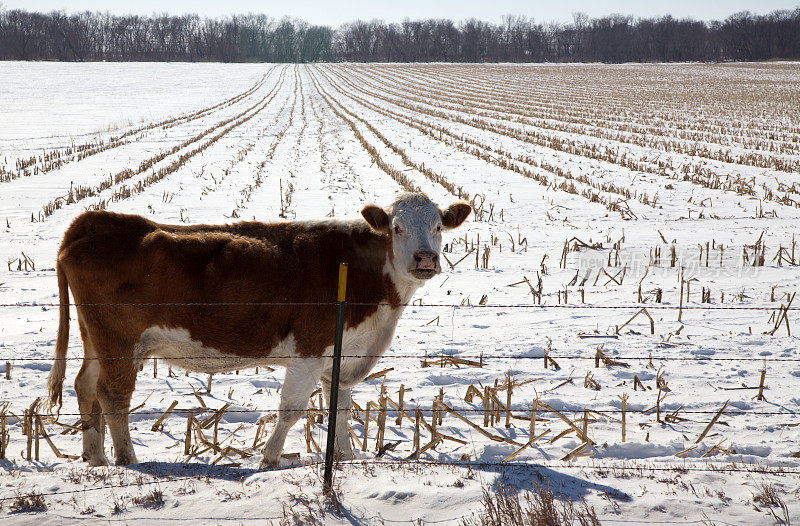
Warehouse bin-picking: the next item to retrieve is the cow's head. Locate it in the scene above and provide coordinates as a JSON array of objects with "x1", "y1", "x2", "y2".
[{"x1": 362, "y1": 193, "x2": 471, "y2": 281}]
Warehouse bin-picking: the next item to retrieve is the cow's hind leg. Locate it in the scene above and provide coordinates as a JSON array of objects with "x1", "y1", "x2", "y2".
[
  {"x1": 95, "y1": 343, "x2": 139, "y2": 466},
  {"x1": 261, "y1": 358, "x2": 324, "y2": 467},
  {"x1": 75, "y1": 355, "x2": 107, "y2": 466}
]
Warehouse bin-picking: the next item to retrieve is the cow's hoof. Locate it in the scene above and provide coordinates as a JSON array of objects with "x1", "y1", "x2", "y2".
[
  {"x1": 114, "y1": 451, "x2": 138, "y2": 466},
  {"x1": 83, "y1": 454, "x2": 109, "y2": 467},
  {"x1": 260, "y1": 456, "x2": 280, "y2": 469}
]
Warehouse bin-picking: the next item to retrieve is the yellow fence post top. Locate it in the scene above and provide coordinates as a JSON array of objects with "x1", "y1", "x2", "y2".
[{"x1": 337, "y1": 263, "x2": 348, "y2": 302}]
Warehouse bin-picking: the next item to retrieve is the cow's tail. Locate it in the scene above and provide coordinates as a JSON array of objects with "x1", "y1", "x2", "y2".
[{"x1": 46, "y1": 261, "x2": 70, "y2": 414}]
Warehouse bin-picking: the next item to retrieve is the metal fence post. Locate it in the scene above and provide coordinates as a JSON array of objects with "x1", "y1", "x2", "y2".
[{"x1": 323, "y1": 262, "x2": 348, "y2": 493}]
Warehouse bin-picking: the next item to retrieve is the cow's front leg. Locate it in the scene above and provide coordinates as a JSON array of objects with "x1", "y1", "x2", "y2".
[
  {"x1": 261, "y1": 357, "x2": 323, "y2": 468},
  {"x1": 321, "y1": 380, "x2": 354, "y2": 461}
]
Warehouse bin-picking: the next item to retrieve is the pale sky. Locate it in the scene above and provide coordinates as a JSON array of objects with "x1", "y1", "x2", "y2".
[{"x1": 2, "y1": 0, "x2": 798, "y2": 26}]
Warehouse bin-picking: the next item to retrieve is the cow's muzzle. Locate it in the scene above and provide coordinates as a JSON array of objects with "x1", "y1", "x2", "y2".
[{"x1": 411, "y1": 251, "x2": 439, "y2": 280}]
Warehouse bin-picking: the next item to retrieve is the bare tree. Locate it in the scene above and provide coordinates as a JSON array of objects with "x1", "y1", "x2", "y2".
[{"x1": 0, "y1": 7, "x2": 797, "y2": 63}]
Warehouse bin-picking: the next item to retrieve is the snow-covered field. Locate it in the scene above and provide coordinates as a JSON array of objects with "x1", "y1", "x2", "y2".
[{"x1": 1, "y1": 62, "x2": 799, "y2": 524}]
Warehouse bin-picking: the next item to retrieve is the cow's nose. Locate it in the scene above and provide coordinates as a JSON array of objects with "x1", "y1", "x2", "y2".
[{"x1": 414, "y1": 251, "x2": 439, "y2": 270}]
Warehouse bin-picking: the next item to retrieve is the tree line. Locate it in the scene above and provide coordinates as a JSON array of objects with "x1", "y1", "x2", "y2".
[{"x1": 1, "y1": 8, "x2": 798, "y2": 63}]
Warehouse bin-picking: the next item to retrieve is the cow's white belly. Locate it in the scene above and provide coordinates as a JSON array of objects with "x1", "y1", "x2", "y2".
[
  {"x1": 133, "y1": 304, "x2": 403, "y2": 381},
  {"x1": 133, "y1": 326, "x2": 296, "y2": 374}
]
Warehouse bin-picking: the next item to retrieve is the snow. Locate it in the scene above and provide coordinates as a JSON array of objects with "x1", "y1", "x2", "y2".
[{"x1": 0, "y1": 61, "x2": 799, "y2": 524}]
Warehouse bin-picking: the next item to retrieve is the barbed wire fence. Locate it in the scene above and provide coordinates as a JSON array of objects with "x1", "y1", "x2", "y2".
[{"x1": 0, "y1": 299, "x2": 797, "y2": 515}]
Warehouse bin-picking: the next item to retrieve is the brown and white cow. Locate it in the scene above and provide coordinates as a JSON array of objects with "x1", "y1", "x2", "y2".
[{"x1": 47, "y1": 193, "x2": 470, "y2": 467}]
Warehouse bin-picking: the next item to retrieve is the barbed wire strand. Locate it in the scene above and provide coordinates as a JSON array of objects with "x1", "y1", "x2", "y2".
[
  {"x1": 1, "y1": 301, "x2": 797, "y2": 310},
  {"x1": 6, "y1": 407, "x2": 798, "y2": 417},
  {"x1": 4, "y1": 354, "x2": 798, "y2": 362}
]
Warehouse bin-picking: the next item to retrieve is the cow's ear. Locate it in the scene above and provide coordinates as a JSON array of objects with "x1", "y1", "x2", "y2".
[
  {"x1": 361, "y1": 205, "x2": 390, "y2": 232},
  {"x1": 441, "y1": 202, "x2": 471, "y2": 230}
]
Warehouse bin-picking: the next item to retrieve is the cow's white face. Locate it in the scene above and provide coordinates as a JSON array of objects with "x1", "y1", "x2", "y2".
[{"x1": 362, "y1": 193, "x2": 471, "y2": 282}]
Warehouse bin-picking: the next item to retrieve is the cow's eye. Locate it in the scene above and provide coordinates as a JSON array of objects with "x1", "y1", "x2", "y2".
[
  {"x1": 436, "y1": 225, "x2": 442, "y2": 232},
  {"x1": 394, "y1": 225, "x2": 402, "y2": 235}
]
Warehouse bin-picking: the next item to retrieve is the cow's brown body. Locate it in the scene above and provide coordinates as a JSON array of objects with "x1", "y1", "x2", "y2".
[
  {"x1": 58, "y1": 211, "x2": 400, "y2": 362},
  {"x1": 47, "y1": 193, "x2": 470, "y2": 467}
]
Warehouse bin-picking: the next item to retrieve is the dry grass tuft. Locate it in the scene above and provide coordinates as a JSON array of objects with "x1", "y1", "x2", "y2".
[
  {"x1": 132, "y1": 488, "x2": 165, "y2": 509},
  {"x1": 462, "y1": 483, "x2": 600, "y2": 526},
  {"x1": 10, "y1": 490, "x2": 47, "y2": 513},
  {"x1": 752, "y1": 482, "x2": 783, "y2": 508},
  {"x1": 752, "y1": 483, "x2": 791, "y2": 525}
]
